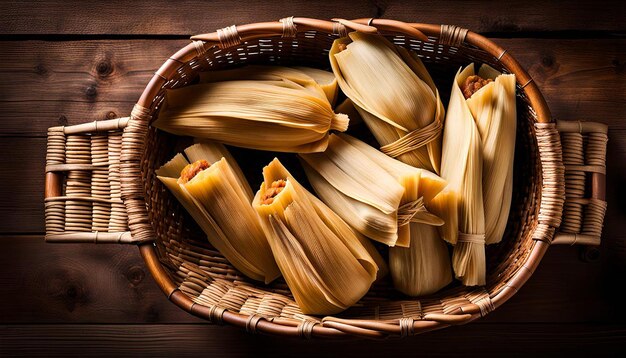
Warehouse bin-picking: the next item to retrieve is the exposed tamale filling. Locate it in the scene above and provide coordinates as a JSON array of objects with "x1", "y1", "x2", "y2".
[
  {"x1": 461, "y1": 75, "x2": 493, "y2": 99},
  {"x1": 178, "y1": 160, "x2": 210, "y2": 184},
  {"x1": 261, "y1": 179, "x2": 287, "y2": 205}
]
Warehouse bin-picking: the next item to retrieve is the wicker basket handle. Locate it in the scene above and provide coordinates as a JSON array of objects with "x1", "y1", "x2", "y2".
[
  {"x1": 552, "y1": 120, "x2": 608, "y2": 248},
  {"x1": 44, "y1": 117, "x2": 136, "y2": 244}
]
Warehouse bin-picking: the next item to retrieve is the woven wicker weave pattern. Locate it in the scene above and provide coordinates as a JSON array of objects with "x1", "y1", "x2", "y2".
[
  {"x1": 43, "y1": 18, "x2": 608, "y2": 339},
  {"x1": 552, "y1": 121, "x2": 608, "y2": 245},
  {"x1": 45, "y1": 118, "x2": 131, "y2": 243}
]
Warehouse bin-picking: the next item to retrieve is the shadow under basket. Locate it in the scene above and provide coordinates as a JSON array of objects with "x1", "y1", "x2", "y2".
[{"x1": 44, "y1": 18, "x2": 608, "y2": 339}]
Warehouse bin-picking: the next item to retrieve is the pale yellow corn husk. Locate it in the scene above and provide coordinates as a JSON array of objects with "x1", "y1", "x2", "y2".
[
  {"x1": 301, "y1": 134, "x2": 445, "y2": 247},
  {"x1": 442, "y1": 65, "x2": 486, "y2": 286},
  {"x1": 154, "y1": 73, "x2": 348, "y2": 153},
  {"x1": 308, "y1": 193, "x2": 389, "y2": 281},
  {"x1": 253, "y1": 158, "x2": 382, "y2": 315},
  {"x1": 156, "y1": 143, "x2": 280, "y2": 284},
  {"x1": 465, "y1": 66, "x2": 517, "y2": 245},
  {"x1": 199, "y1": 65, "x2": 338, "y2": 105},
  {"x1": 426, "y1": 187, "x2": 459, "y2": 245},
  {"x1": 330, "y1": 32, "x2": 445, "y2": 173},
  {"x1": 389, "y1": 223, "x2": 452, "y2": 296},
  {"x1": 293, "y1": 67, "x2": 338, "y2": 105},
  {"x1": 338, "y1": 134, "x2": 447, "y2": 205}
]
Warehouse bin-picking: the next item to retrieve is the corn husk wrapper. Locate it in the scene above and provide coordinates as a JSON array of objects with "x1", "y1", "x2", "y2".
[
  {"x1": 330, "y1": 32, "x2": 445, "y2": 173},
  {"x1": 293, "y1": 67, "x2": 338, "y2": 105},
  {"x1": 156, "y1": 142, "x2": 280, "y2": 284},
  {"x1": 425, "y1": 187, "x2": 459, "y2": 245},
  {"x1": 389, "y1": 223, "x2": 452, "y2": 296},
  {"x1": 442, "y1": 65, "x2": 486, "y2": 286},
  {"x1": 301, "y1": 134, "x2": 445, "y2": 247},
  {"x1": 199, "y1": 65, "x2": 338, "y2": 105},
  {"x1": 466, "y1": 66, "x2": 517, "y2": 245},
  {"x1": 154, "y1": 69, "x2": 348, "y2": 153},
  {"x1": 253, "y1": 158, "x2": 385, "y2": 315}
]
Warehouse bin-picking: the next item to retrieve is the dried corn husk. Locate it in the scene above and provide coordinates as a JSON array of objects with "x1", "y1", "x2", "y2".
[
  {"x1": 338, "y1": 133, "x2": 447, "y2": 204},
  {"x1": 301, "y1": 134, "x2": 445, "y2": 247},
  {"x1": 330, "y1": 32, "x2": 445, "y2": 173},
  {"x1": 293, "y1": 66, "x2": 338, "y2": 105},
  {"x1": 253, "y1": 158, "x2": 384, "y2": 315},
  {"x1": 426, "y1": 187, "x2": 459, "y2": 245},
  {"x1": 199, "y1": 65, "x2": 338, "y2": 105},
  {"x1": 154, "y1": 70, "x2": 348, "y2": 153},
  {"x1": 465, "y1": 65, "x2": 516, "y2": 245},
  {"x1": 442, "y1": 65, "x2": 486, "y2": 286},
  {"x1": 389, "y1": 223, "x2": 452, "y2": 296},
  {"x1": 156, "y1": 142, "x2": 280, "y2": 284}
]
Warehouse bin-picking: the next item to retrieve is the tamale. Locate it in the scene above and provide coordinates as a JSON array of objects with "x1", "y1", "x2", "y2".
[
  {"x1": 154, "y1": 69, "x2": 348, "y2": 153},
  {"x1": 441, "y1": 65, "x2": 486, "y2": 286},
  {"x1": 389, "y1": 223, "x2": 452, "y2": 296},
  {"x1": 464, "y1": 65, "x2": 516, "y2": 245},
  {"x1": 156, "y1": 142, "x2": 280, "y2": 284},
  {"x1": 301, "y1": 134, "x2": 445, "y2": 247},
  {"x1": 253, "y1": 158, "x2": 384, "y2": 315},
  {"x1": 330, "y1": 32, "x2": 445, "y2": 173}
]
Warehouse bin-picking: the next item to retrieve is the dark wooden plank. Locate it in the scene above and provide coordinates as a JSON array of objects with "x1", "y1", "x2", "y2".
[
  {"x1": 0, "y1": 40, "x2": 186, "y2": 103},
  {"x1": 1, "y1": 235, "x2": 623, "y2": 324},
  {"x1": 0, "y1": 0, "x2": 624, "y2": 35},
  {"x1": 497, "y1": 39, "x2": 626, "y2": 125},
  {"x1": 0, "y1": 138, "x2": 46, "y2": 233},
  {"x1": 1, "y1": 323, "x2": 625, "y2": 357},
  {"x1": 0, "y1": 235, "x2": 201, "y2": 324},
  {"x1": 0, "y1": 40, "x2": 187, "y2": 137},
  {"x1": 0, "y1": 39, "x2": 624, "y2": 137}
]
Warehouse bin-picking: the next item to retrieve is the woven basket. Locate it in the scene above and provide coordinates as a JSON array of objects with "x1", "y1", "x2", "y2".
[{"x1": 44, "y1": 18, "x2": 608, "y2": 339}]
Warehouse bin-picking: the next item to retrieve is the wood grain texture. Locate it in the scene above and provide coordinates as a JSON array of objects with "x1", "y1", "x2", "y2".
[
  {"x1": 0, "y1": 39, "x2": 624, "y2": 137},
  {"x1": 0, "y1": 235, "x2": 200, "y2": 324},
  {"x1": 0, "y1": 1, "x2": 623, "y2": 352},
  {"x1": 0, "y1": 0, "x2": 624, "y2": 35},
  {"x1": 0, "y1": 235, "x2": 623, "y2": 324},
  {"x1": 1, "y1": 324, "x2": 625, "y2": 357},
  {"x1": 0, "y1": 138, "x2": 46, "y2": 233}
]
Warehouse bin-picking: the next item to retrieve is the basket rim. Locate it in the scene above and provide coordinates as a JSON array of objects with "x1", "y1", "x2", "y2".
[{"x1": 129, "y1": 17, "x2": 557, "y2": 339}]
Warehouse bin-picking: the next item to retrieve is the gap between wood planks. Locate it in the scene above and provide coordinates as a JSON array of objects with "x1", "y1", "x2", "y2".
[
  {"x1": 1, "y1": 323, "x2": 625, "y2": 357},
  {"x1": 0, "y1": 30, "x2": 624, "y2": 41},
  {"x1": 1, "y1": 0, "x2": 625, "y2": 35}
]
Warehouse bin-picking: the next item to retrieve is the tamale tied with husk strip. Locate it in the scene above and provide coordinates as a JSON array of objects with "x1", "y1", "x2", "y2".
[
  {"x1": 441, "y1": 65, "x2": 487, "y2": 286},
  {"x1": 464, "y1": 65, "x2": 517, "y2": 245},
  {"x1": 301, "y1": 133, "x2": 450, "y2": 296},
  {"x1": 301, "y1": 133, "x2": 445, "y2": 247},
  {"x1": 330, "y1": 32, "x2": 445, "y2": 173},
  {"x1": 156, "y1": 142, "x2": 280, "y2": 284},
  {"x1": 253, "y1": 158, "x2": 386, "y2": 315},
  {"x1": 154, "y1": 66, "x2": 347, "y2": 153}
]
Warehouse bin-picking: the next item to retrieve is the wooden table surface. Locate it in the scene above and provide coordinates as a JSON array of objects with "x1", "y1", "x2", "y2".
[{"x1": 1, "y1": 1, "x2": 625, "y2": 356}]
